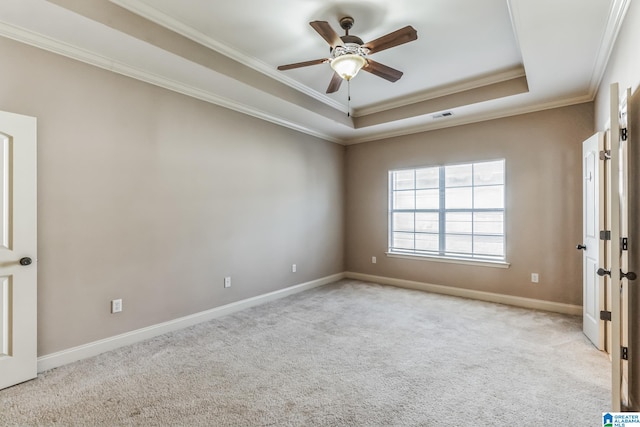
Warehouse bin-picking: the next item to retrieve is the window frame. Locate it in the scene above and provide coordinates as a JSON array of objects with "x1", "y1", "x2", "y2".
[{"x1": 387, "y1": 159, "x2": 509, "y2": 268}]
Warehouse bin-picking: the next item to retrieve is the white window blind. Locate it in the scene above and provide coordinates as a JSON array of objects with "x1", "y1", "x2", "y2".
[{"x1": 389, "y1": 159, "x2": 505, "y2": 261}]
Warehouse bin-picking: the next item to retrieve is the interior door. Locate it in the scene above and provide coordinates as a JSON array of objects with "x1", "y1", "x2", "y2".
[
  {"x1": 581, "y1": 132, "x2": 605, "y2": 350},
  {"x1": 0, "y1": 110, "x2": 37, "y2": 390},
  {"x1": 608, "y1": 82, "x2": 631, "y2": 412},
  {"x1": 618, "y1": 86, "x2": 631, "y2": 409}
]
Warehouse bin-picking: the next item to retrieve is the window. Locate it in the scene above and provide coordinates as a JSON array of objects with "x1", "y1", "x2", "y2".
[{"x1": 388, "y1": 159, "x2": 505, "y2": 262}]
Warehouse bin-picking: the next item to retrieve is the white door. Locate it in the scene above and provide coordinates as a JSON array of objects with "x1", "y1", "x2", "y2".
[
  {"x1": 607, "y1": 82, "x2": 634, "y2": 411},
  {"x1": 0, "y1": 111, "x2": 37, "y2": 390},
  {"x1": 581, "y1": 132, "x2": 605, "y2": 350},
  {"x1": 619, "y1": 87, "x2": 631, "y2": 409}
]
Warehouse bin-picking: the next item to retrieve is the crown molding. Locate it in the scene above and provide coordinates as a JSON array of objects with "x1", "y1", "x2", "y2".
[
  {"x1": 110, "y1": 0, "x2": 345, "y2": 113},
  {"x1": 0, "y1": 20, "x2": 343, "y2": 145},
  {"x1": 345, "y1": 94, "x2": 593, "y2": 145},
  {"x1": 587, "y1": 0, "x2": 631, "y2": 99},
  {"x1": 353, "y1": 66, "x2": 527, "y2": 117},
  {"x1": 353, "y1": 75, "x2": 529, "y2": 129},
  {"x1": 0, "y1": 16, "x2": 592, "y2": 147},
  {"x1": 2, "y1": 0, "x2": 629, "y2": 147}
]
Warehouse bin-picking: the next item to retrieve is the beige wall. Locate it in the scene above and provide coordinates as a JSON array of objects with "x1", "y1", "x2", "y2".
[
  {"x1": 345, "y1": 104, "x2": 594, "y2": 306},
  {"x1": 0, "y1": 2, "x2": 624, "y2": 362},
  {"x1": 0, "y1": 37, "x2": 344, "y2": 356},
  {"x1": 595, "y1": 0, "x2": 640, "y2": 410}
]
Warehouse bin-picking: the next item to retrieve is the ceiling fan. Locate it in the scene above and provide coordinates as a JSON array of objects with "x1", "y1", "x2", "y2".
[{"x1": 277, "y1": 17, "x2": 418, "y2": 94}]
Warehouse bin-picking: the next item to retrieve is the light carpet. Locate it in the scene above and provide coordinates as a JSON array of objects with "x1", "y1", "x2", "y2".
[{"x1": 0, "y1": 280, "x2": 610, "y2": 426}]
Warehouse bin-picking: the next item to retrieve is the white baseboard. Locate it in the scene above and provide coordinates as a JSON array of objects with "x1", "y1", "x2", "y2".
[
  {"x1": 38, "y1": 271, "x2": 581, "y2": 373},
  {"x1": 37, "y1": 272, "x2": 345, "y2": 373},
  {"x1": 345, "y1": 272, "x2": 582, "y2": 316}
]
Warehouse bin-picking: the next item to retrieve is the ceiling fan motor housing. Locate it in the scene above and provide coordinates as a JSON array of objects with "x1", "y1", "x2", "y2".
[
  {"x1": 339, "y1": 16, "x2": 354, "y2": 32},
  {"x1": 341, "y1": 34, "x2": 364, "y2": 45},
  {"x1": 331, "y1": 43, "x2": 369, "y2": 59}
]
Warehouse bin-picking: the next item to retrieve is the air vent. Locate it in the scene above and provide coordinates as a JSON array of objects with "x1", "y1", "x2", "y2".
[{"x1": 432, "y1": 111, "x2": 453, "y2": 119}]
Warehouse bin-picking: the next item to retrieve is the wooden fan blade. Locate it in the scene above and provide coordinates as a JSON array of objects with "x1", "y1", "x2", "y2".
[
  {"x1": 277, "y1": 58, "x2": 329, "y2": 71},
  {"x1": 326, "y1": 72, "x2": 343, "y2": 93},
  {"x1": 362, "y1": 59, "x2": 403, "y2": 82},
  {"x1": 363, "y1": 26, "x2": 417, "y2": 54},
  {"x1": 310, "y1": 21, "x2": 344, "y2": 48}
]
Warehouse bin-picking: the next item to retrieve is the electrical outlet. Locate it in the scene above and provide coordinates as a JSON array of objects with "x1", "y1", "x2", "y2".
[
  {"x1": 531, "y1": 273, "x2": 539, "y2": 283},
  {"x1": 224, "y1": 277, "x2": 231, "y2": 288},
  {"x1": 292, "y1": 264, "x2": 297, "y2": 273},
  {"x1": 111, "y1": 299, "x2": 122, "y2": 313},
  {"x1": 372, "y1": 256, "x2": 377, "y2": 264}
]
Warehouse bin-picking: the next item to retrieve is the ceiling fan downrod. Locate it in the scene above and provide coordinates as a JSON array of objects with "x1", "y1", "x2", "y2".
[
  {"x1": 337, "y1": 17, "x2": 364, "y2": 46},
  {"x1": 340, "y1": 16, "x2": 354, "y2": 35}
]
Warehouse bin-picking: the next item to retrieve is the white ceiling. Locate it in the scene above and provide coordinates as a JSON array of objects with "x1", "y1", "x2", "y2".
[
  {"x1": 0, "y1": 0, "x2": 630, "y2": 144},
  {"x1": 123, "y1": 0, "x2": 524, "y2": 110}
]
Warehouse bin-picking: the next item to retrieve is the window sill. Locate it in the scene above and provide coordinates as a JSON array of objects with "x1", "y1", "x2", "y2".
[{"x1": 385, "y1": 252, "x2": 510, "y2": 269}]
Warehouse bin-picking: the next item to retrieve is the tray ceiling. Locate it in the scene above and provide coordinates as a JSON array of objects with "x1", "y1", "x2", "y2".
[{"x1": 0, "y1": 0, "x2": 630, "y2": 144}]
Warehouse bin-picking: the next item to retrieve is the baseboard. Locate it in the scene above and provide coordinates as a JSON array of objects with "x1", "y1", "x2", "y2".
[
  {"x1": 37, "y1": 271, "x2": 581, "y2": 373},
  {"x1": 345, "y1": 272, "x2": 582, "y2": 316},
  {"x1": 37, "y1": 272, "x2": 345, "y2": 373}
]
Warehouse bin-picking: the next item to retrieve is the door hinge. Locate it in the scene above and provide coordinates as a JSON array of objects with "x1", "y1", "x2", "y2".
[
  {"x1": 622, "y1": 128, "x2": 628, "y2": 141},
  {"x1": 600, "y1": 230, "x2": 611, "y2": 240},
  {"x1": 600, "y1": 150, "x2": 611, "y2": 160},
  {"x1": 600, "y1": 310, "x2": 612, "y2": 321},
  {"x1": 622, "y1": 346, "x2": 629, "y2": 360},
  {"x1": 622, "y1": 237, "x2": 628, "y2": 251}
]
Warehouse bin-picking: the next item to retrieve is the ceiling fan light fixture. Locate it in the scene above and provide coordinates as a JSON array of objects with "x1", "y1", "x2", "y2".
[
  {"x1": 277, "y1": 18, "x2": 417, "y2": 94},
  {"x1": 331, "y1": 54, "x2": 366, "y2": 81}
]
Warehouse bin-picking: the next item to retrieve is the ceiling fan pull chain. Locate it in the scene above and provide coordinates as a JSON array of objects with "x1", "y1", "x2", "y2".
[{"x1": 347, "y1": 80, "x2": 351, "y2": 117}]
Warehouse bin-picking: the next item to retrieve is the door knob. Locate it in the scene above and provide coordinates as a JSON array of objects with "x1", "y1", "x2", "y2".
[
  {"x1": 596, "y1": 268, "x2": 637, "y2": 281},
  {"x1": 19, "y1": 257, "x2": 32, "y2": 266},
  {"x1": 576, "y1": 244, "x2": 587, "y2": 250},
  {"x1": 622, "y1": 271, "x2": 637, "y2": 281}
]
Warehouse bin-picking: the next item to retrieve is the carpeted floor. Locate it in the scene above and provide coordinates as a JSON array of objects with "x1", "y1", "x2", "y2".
[{"x1": 0, "y1": 280, "x2": 610, "y2": 426}]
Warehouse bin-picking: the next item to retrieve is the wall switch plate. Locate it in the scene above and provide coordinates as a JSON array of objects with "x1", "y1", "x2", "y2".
[
  {"x1": 531, "y1": 273, "x2": 539, "y2": 283},
  {"x1": 224, "y1": 277, "x2": 231, "y2": 288},
  {"x1": 292, "y1": 264, "x2": 297, "y2": 273},
  {"x1": 111, "y1": 299, "x2": 122, "y2": 313},
  {"x1": 372, "y1": 256, "x2": 377, "y2": 264}
]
